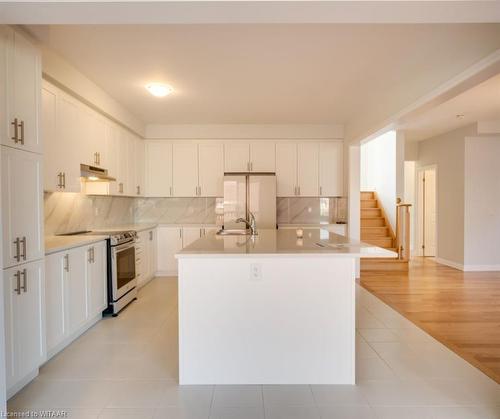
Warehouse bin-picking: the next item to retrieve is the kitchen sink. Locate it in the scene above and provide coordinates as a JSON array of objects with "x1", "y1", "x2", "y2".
[{"x1": 216, "y1": 229, "x2": 252, "y2": 236}]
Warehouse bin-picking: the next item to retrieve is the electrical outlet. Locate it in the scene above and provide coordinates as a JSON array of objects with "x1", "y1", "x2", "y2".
[{"x1": 250, "y1": 263, "x2": 262, "y2": 281}]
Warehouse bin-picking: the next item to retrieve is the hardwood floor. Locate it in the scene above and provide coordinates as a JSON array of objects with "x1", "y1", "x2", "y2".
[{"x1": 360, "y1": 257, "x2": 500, "y2": 384}]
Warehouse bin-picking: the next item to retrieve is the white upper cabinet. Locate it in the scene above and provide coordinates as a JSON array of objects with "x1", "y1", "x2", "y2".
[
  {"x1": 297, "y1": 142, "x2": 319, "y2": 197},
  {"x1": 319, "y1": 141, "x2": 343, "y2": 197},
  {"x1": 250, "y1": 142, "x2": 275, "y2": 172},
  {"x1": 224, "y1": 142, "x2": 275, "y2": 173},
  {"x1": 276, "y1": 143, "x2": 297, "y2": 197},
  {"x1": 224, "y1": 143, "x2": 249, "y2": 172},
  {"x1": 134, "y1": 138, "x2": 145, "y2": 196},
  {"x1": 2, "y1": 28, "x2": 42, "y2": 154},
  {"x1": 80, "y1": 107, "x2": 106, "y2": 168},
  {"x1": 2, "y1": 146, "x2": 44, "y2": 268},
  {"x1": 198, "y1": 143, "x2": 224, "y2": 197},
  {"x1": 146, "y1": 141, "x2": 173, "y2": 197},
  {"x1": 41, "y1": 83, "x2": 59, "y2": 192},
  {"x1": 173, "y1": 143, "x2": 198, "y2": 197}
]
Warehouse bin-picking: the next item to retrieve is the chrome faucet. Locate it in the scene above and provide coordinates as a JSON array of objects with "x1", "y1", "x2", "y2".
[{"x1": 236, "y1": 212, "x2": 257, "y2": 236}]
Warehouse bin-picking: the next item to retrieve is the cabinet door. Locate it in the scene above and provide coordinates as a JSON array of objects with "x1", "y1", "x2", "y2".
[
  {"x1": 146, "y1": 141, "x2": 173, "y2": 197},
  {"x1": 41, "y1": 83, "x2": 60, "y2": 192},
  {"x1": 116, "y1": 129, "x2": 129, "y2": 195},
  {"x1": 297, "y1": 142, "x2": 319, "y2": 197},
  {"x1": 4, "y1": 260, "x2": 45, "y2": 393},
  {"x1": 106, "y1": 123, "x2": 120, "y2": 195},
  {"x1": 1, "y1": 146, "x2": 44, "y2": 268},
  {"x1": 147, "y1": 229, "x2": 157, "y2": 279},
  {"x1": 182, "y1": 227, "x2": 202, "y2": 248},
  {"x1": 45, "y1": 252, "x2": 67, "y2": 352},
  {"x1": 81, "y1": 108, "x2": 107, "y2": 168},
  {"x1": 250, "y1": 142, "x2": 275, "y2": 172},
  {"x1": 173, "y1": 143, "x2": 198, "y2": 197},
  {"x1": 275, "y1": 143, "x2": 297, "y2": 197},
  {"x1": 5, "y1": 29, "x2": 42, "y2": 154},
  {"x1": 224, "y1": 143, "x2": 250, "y2": 172},
  {"x1": 135, "y1": 138, "x2": 145, "y2": 196},
  {"x1": 57, "y1": 92, "x2": 82, "y2": 192},
  {"x1": 157, "y1": 227, "x2": 183, "y2": 274},
  {"x1": 319, "y1": 142, "x2": 343, "y2": 197},
  {"x1": 198, "y1": 143, "x2": 223, "y2": 197},
  {"x1": 67, "y1": 247, "x2": 88, "y2": 333},
  {"x1": 87, "y1": 242, "x2": 107, "y2": 318}
]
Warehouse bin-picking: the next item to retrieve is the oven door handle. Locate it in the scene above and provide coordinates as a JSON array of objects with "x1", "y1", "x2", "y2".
[{"x1": 113, "y1": 242, "x2": 136, "y2": 252}]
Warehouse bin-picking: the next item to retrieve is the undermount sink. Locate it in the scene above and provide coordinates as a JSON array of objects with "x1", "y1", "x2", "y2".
[{"x1": 216, "y1": 229, "x2": 252, "y2": 236}]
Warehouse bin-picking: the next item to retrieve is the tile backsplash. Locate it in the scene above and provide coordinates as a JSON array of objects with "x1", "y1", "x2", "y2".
[{"x1": 44, "y1": 193, "x2": 347, "y2": 235}]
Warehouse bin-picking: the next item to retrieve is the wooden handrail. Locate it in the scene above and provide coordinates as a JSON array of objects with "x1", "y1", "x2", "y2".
[{"x1": 395, "y1": 203, "x2": 412, "y2": 260}]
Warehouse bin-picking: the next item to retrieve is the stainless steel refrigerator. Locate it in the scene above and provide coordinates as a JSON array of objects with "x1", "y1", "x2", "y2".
[{"x1": 223, "y1": 173, "x2": 277, "y2": 229}]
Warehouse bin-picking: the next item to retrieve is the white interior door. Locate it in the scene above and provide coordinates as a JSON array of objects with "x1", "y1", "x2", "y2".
[{"x1": 417, "y1": 167, "x2": 437, "y2": 257}]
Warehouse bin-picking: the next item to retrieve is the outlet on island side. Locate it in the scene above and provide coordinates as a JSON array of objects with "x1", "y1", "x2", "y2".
[{"x1": 250, "y1": 263, "x2": 262, "y2": 280}]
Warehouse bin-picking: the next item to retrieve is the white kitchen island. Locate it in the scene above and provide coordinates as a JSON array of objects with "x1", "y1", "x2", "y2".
[{"x1": 176, "y1": 228, "x2": 394, "y2": 385}]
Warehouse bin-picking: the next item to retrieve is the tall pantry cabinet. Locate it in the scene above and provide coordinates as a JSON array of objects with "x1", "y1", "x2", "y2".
[{"x1": 0, "y1": 27, "x2": 46, "y2": 399}]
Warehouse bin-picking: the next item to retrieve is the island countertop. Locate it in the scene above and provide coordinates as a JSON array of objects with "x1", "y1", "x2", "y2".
[{"x1": 176, "y1": 228, "x2": 396, "y2": 258}]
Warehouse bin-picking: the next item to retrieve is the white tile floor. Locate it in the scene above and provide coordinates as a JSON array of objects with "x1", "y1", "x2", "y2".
[{"x1": 8, "y1": 277, "x2": 500, "y2": 418}]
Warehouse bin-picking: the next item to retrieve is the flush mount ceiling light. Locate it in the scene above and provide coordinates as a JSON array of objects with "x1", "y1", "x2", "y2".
[{"x1": 146, "y1": 83, "x2": 174, "y2": 97}]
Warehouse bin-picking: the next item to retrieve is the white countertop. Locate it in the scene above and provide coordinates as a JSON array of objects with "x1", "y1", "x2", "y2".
[
  {"x1": 176, "y1": 228, "x2": 396, "y2": 258},
  {"x1": 45, "y1": 235, "x2": 109, "y2": 255}
]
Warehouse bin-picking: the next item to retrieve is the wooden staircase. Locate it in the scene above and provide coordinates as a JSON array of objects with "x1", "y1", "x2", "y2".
[{"x1": 360, "y1": 191, "x2": 409, "y2": 271}]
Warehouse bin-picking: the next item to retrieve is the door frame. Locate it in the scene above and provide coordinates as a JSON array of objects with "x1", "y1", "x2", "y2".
[{"x1": 415, "y1": 164, "x2": 438, "y2": 257}]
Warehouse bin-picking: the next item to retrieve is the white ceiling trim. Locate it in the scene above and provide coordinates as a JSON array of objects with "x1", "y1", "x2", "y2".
[{"x1": 2, "y1": 1, "x2": 500, "y2": 24}]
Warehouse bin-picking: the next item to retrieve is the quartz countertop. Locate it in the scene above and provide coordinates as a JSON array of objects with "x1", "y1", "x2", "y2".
[
  {"x1": 176, "y1": 228, "x2": 395, "y2": 258},
  {"x1": 45, "y1": 235, "x2": 109, "y2": 255}
]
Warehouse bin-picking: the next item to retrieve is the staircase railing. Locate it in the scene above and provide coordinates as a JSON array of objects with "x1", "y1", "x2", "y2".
[{"x1": 395, "y1": 203, "x2": 412, "y2": 260}]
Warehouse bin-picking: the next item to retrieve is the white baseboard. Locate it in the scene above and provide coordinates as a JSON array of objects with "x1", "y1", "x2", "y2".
[
  {"x1": 435, "y1": 257, "x2": 500, "y2": 272},
  {"x1": 435, "y1": 257, "x2": 465, "y2": 271}
]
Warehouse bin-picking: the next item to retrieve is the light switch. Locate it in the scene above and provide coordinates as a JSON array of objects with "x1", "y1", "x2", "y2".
[{"x1": 250, "y1": 263, "x2": 262, "y2": 280}]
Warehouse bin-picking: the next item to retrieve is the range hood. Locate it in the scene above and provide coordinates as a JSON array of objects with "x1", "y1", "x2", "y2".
[{"x1": 80, "y1": 164, "x2": 116, "y2": 182}]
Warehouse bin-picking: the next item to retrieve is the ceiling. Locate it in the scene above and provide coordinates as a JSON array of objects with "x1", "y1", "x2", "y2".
[
  {"x1": 30, "y1": 24, "x2": 500, "y2": 126},
  {"x1": 403, "y1": 73, "x2": 500, "y2": 141}
]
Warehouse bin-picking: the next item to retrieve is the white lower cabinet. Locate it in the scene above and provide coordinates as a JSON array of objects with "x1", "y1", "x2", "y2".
[
  {"x1": 4, "y1": 259, "x2": 45, "y2": 398},
  {"x1": 156, "y1": 226, "x2": 217, "y2": 275},
  {"x1": 157, "y1": 227, "x2": 183, "y2": 275},
  {"x1": 45, "y1": 241, "x2": 107, "y2": 359},
  {"x1": 136, "y1": 228, "x2": 157, "y2": 288}
]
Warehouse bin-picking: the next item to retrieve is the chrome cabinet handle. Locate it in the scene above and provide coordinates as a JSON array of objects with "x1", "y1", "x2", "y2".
[
  {"x1": 92, "y1": 247, "x2": 95, "y2": 263},
  {"x1": 19, "y1": 120, "x2": 24, "y2": 145},
  {"x1": 88, "y1": 247, "x2": 93, "y2": 263},
  {"x1": 20, "y1": 269, "x2": 27, "y2": 293},
  {"x1": 149, "y1": 231, "x2": 153, "y2": 241},
  {"x1": 11, "y1": 118, "x2": 19, "y2": 142},
  {"x1": 57, "y1": 172, "x2": 63, "y2": 189},
  {"x1": 94, "y1": 152, "x2": 98, "y2": 165},
  {"x1": 136, "y1": 186, "x2": 140, "y2": 195},
  {"x1": 320, "y1": 186, "x2": 322, "y2": 196},
  {"x1": 119, "y1": 183, "x2": 123, "y2": 193},
  {"x1": 62, "y1": 172, "x2": 66, "y2": 189},
  {"x1": 20, "y1": 236, "x2": 26, "y2": 261},
  {"x1": 250, "y1": 162, "x2": 253, "y2": 171},
  {"x1": 179, "y1": 229, "x2": 182, "y2": 239},
  {"x1": 97, "y1": 152, "x2": 101, "y2": 165},
  {"x1": 64, "y1": 254, "x2": 69, "y2": 272},
  {"x1": 14, "y1": 271, "x2": 21, "y2": 295},
  {"x1": 13, "y1": 237, "x2": 21, "y2": 262}
]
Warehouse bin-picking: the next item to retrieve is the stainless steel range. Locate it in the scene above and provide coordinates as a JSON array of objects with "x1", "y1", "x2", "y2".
[{"x1": 95, "y1": 230, "x2": 138, "y2": 316}]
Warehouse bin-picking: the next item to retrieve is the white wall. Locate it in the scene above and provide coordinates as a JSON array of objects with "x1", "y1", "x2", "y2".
[
  {"x1": 360, "y1": 130, "x2": 397, "y2": 229},
  {"x1": 41, "y1": 46, "x2": 145, "y2": 137},
  {"x1": 416, "y1": 124, "x2": 477, "y2": 267},
  {"x1": 403, "y1": 160, "x2": 416, "y2": 253},
  {"x1": 464, "y1": 136, "x2": 500, "y2": 270}
]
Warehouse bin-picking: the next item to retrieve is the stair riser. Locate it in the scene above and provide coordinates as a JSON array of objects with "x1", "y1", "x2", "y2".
[
  {"x1": 364, "y1": 238, "x2": 394, "y2": 248},
  {"x1": 361, "y1": 261, "x2": 409, "y2": 272},
  {"x1": 361, "y1": 219, "x2": 385, "y2": 227},
  {"x1": 360, "y1": 192, "x2": 375, "y2": 200},
  {"x1": 361, "y1": 209, "x2": 382, "y2": 217},
  {"x1": 361, "y1": 227, "x2": 389, "y2": 235},
  {"x1": 361, "y1": 200, "x2": 378, "y2": 208}
]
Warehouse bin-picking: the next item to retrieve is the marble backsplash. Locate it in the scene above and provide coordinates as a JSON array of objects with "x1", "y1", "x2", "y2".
[
  {"x1": 134, "y1": 197, "x2": 224, "y2": 226},
  {"x1": 44, "y1": 192, "x2": 135, "y2": 235},
  {"x1": 276, "y1": 197, "x2": 347, "y2": 225},
  {"x1": 45, "y1": 193, "x2": 347, "y2": 235}
]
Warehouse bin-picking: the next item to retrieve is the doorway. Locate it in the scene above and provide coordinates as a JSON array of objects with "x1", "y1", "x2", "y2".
[{"x1": 416, "y1": 166, "x2": 437, "y2": 257}]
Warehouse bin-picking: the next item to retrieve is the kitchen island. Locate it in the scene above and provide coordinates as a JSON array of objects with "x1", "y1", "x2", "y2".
[{"x1": 176, "y1": 229, "x2": 394, "y2": 385}]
